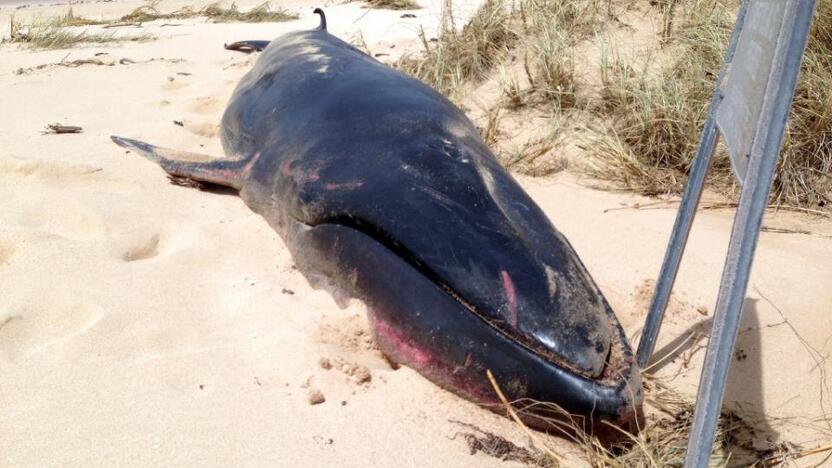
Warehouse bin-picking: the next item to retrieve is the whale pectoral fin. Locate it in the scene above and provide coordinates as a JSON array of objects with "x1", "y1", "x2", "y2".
[
  {"x1": 111, "y1": 135, "x2": 244, "y2": 190},
  {"x1": 224, "y1": 40, "x2": 270, "y2": 53}
]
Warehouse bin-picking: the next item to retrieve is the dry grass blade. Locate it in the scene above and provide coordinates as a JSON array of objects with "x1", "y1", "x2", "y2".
[
  {"x1": 503, "y1": 126, "x2": 567, "y2": 176},
  {"x1": 480, "y1": 106, "x2": 502, "y2": 147},
  {"x1": 499, "y1": 69, "x2": 526, "y2": 109}
]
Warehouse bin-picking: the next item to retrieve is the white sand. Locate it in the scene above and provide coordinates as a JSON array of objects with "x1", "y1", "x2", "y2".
[{"x1": 1, "y1": 0, "x2": 831, "y2": 466}]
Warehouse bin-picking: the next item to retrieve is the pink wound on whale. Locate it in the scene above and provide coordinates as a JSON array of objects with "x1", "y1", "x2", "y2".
[
  {"x1": 501, "y1": 270, "x2": 518, "y2": 327},
  {"x1": 279, "y1": 158, "x2": 321, "y2": 184},
  {"x1": 371, "y1": 316, "x2": 431, "y2": 367},
  {"x1": 241, "y1": 151, "x2": 262, "y2": 178},
  {"x1": 324, "y1": 181, "x2": 364, "y2": 191}
]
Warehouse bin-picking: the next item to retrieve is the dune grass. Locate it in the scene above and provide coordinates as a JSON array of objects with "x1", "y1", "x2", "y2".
[
  {"x1": 591, "y1": 0, "x2": 832, "y2": 207},
  {"x1": 120, "y1": 1, "x2": 297, "y2": 23},
  {"x1": 4, "y1": 13, "x2": 152, "y2": 49},
  {"x1": 517, "y1": 0, "x2": 602, "y2": 109},
  {"x1": 396, "y1": 0, "x2": 600, "y2": 108},
  {"x1": 396, "y1": 0, "x2": 830, "y2": 209},
  {"x1": 396, "y1": 0, "x2": 517, "y2": 98},
  {"x1": 774, "y1": 0, "x2": 832, "y2": 207},
  {"x1": 364, "y1": 0, "x2": 420, "y2": 10},
  {"x1": 590, "y1": 1, "x2": 732, "y2": 196},
  {"x1": 393, "y1": 0, "x2": 604, "y2": 175},
  {"x1": 502, "y1": 118, "x2": 568, "y2": 176}
]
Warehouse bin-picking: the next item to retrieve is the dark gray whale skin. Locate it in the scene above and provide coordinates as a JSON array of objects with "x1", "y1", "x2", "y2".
[{"x1": 112, "y1": 9, "x2": 643, "y2": 435}]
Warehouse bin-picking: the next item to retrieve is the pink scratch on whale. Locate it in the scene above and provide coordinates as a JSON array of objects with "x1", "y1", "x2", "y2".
[
  {"x1": 371, "y1": 316, "x2": 432, "y2": 367},
  {"x1": 501, "y1": 270, "x2": 518, "y2": 327}
]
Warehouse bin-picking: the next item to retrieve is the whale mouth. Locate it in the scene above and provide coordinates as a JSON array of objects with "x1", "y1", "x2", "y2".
[
  {"x1": 294, "y1": 214, "x2": 642, "y2": 437},
  {"x1": 312, "y1": 214, "x2": 614, "y2": 381}
]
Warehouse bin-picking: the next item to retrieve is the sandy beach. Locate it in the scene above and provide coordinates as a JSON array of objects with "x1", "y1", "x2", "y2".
[{"x1": 1, "y1": 0, "x2": 831, "y2": 466}]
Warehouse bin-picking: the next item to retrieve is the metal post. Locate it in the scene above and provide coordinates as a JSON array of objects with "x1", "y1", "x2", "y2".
[
  {"x1": 635, "y1": 0, "x2": 751, "y2": 369},
  {"x1": 683, "y1": 2, "x2": 816, "y2": 466}
]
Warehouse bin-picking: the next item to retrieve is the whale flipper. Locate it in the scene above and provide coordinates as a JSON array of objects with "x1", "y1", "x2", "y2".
[
  {"x1": 224, "y1": 40, "x2": 271, "y2": 53},
  {"x1": 111, "y1": 136, "x2": 247, "y2": 190}
]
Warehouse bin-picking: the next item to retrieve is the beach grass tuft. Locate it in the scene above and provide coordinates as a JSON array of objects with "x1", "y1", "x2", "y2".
[{"x1": 120, "y1": 1, "x2": 298, "y2": 24}]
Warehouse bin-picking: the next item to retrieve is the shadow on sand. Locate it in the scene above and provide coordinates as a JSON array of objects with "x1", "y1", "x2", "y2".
[{"x1": 643, "y1": 298, "x2": 780, "y2": 454}]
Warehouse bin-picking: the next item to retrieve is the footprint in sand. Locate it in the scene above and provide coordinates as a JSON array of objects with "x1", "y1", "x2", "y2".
[
  {"x1": 0, "y1": 156, "x2": 134, "y2": 190},
  {"x1": 123, "y1": 232, "x2": 162, "y2": 262},
  {"x1": 8, "y1": 195, "x2": 108, "y2": 241},
  {"x1": 0, "y1": 300, "x2": 104, "y2": 360},
  {"x1": 116, "y1": 226, "x2": 189, "y2": 262},
  {"x1": 0, "y1": 158, "x2": 144, "y2": 240},
  {"x1": 116, "y1": 227, "x2": 198, "y2": 263},
  {"x1": 183, "y1": 120, "x2": 220, "y2": 138},
  {"x1": 186, "y1": 96, "x2": 223, "y2": 115}
]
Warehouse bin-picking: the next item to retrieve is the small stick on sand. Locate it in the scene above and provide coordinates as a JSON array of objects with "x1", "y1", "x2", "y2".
[
  {"x1": 102, "y1": 22, "x2": 143, "y2": 29},
  {"x1": 761, "y1": 226, "x2": 813, "y2": 235},
  {"x1": 44, "y1": 124, "x2": 82, "y2": 134},
  {"x1": 602, "y1": 200, "x2": 830, "y2": 218}
]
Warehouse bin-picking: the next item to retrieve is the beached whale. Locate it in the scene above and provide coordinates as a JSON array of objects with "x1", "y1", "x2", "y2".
[{"x1": 112, "y1": 9, "x2": 642, "y2": 435}]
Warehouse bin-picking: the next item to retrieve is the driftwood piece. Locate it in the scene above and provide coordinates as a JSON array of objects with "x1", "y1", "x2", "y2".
[
  {"x1": 15, "y1": 56, "x2": 186, "y2": 75},
  {"x1": 102, "y1": 22, "x2": 143, "y2": 29},
  {"x1": 44, "y1": 124, "x2": 83, "y2": 134}
]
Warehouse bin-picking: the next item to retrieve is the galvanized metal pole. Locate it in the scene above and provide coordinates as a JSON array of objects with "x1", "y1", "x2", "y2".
[
  {"x1": 683, "y1": 2, "x2": 816, "y2": 466},
  {"x1": 635, "y1": 1, "x2": 751, "y2": 369}
]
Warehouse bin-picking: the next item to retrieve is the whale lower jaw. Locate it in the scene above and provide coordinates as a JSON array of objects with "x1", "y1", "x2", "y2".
[{"x1": 286, "y1": 218, "x2": 644, "y2": 438}]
